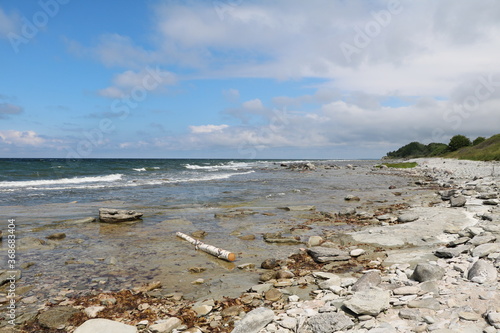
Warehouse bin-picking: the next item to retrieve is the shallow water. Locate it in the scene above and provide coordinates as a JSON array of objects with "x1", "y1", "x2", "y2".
[{"x1": 0, "y1": 159, "x2": 415, "y2": 315}]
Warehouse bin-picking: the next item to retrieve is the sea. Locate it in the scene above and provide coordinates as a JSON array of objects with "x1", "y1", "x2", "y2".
[{"x1": 0, "y1": 158, "x2": 413, "y2": 307}]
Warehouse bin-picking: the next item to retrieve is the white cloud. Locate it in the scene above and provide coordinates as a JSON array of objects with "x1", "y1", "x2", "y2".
[
  {"x1": 98, "y1": 67, "x2": 177, "y2": 99},
  {"x1": 189, "y1": 124, "x2": 229, "y2": 134},
  {"x1": 242, "y1": 98, "x2": 264, "y2": 111},
  {"x1": 0, "y1": 130, "x2": 46, "y2": 146}
]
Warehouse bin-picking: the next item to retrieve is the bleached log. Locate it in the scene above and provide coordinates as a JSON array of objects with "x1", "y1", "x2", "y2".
[{"x1": 176, "y1": 232, "x2": 236, "y2": 262}]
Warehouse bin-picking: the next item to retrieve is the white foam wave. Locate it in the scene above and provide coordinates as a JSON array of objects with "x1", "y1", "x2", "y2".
[
  {"x1": 0, "y1": 174, "x2": 123, "y2": 189},
  {"x1": 184, "y1": 161, "x2": 253, "y2": 171},
  {"x1": 133, "y1": 168, "x2": 147, "y2": 172}
]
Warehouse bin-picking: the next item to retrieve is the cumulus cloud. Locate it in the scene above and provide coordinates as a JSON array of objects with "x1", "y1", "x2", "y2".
[
  {"x1": 98, "y1": 67, "x2": 177, "y2": 98},
  {"x1": 0, "y1": 130, "x2": 46, "y2": 146}
]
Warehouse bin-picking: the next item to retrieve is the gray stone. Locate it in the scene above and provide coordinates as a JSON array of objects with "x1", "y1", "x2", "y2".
[
  {"x1": 261, "y1": 258, "x2": 279, "y2": 269},
  {"x1": 471, "y1": 243, "x2": 500, "y2": 258},
  {"x1": 99, "y1": 208, "x2": 143, "y2": 223},
  {"x1": 307, "y1": 236, "x2": 323, "y2": 247},
  {"x1": 398, "y1": 213, "x2": 420, "y2": 223},
  {"x1": 448, "y1": 237, "x2": 470, "y2": 246},
  {"x1": 307, "y1": 247, "x2": 350, "y2": 263},
  {"x1": 277, "y1": 316, "x2": 297, "y2": 330},
  {"x1": 38, "y1": 306, "x2": 79, "y2": 330},
  {"x1": 467, "y1": 259, "x2": 498, "y2": 283},
  {"x1": 469, "y1": 233, "x2": 496, "y2": 246},
  {"x1": 477, "y1": 193, "x2": 498, "y2": 199},
  {"x1": 434, "y1": 244, "x2": 472, "y2": 258},
  {"x1": 351, "y1": 271, "x2": 381, "y2": 292},
  {"x1": 487, "y1": 312, "x2": 500, "y2": 329},
  {"x1": 339, "y1": 207, "x2": 356, "y2": 216},
  {"x1": 450, "y1": 195, "x2": 467, "y2": 207},
  {"x1": 74, "y1": 319, "x2": 137, "y2": 333},
  {"x1": 343, "y1": 288, "x2": 390, "y2": 316},
  {"x1": 407, "y1": 298, "x2": 441, "y2": 310},
  {"x1": 0, "y1": 270, "x2": 21, "y2": 286},
  {"x1": 231, "y1": 307, "x2": 275, "y2": 333},
  {"x1": 411, "y1": 263, "x2": 445, "y2": 282},
  {"x1": 306, "y1": 313, "x2": 354, "y2": 332},
  {"x1": 399, "y1": 308, "x2": 421, "y2": 321},
  {"x1": 149, "y1": 317, "x2": 182, "y2": 333}
]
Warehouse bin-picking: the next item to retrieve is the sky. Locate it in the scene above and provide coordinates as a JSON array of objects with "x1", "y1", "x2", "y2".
[{"x1": 0, "y1": 0, "x2": 499, "y2": 159}]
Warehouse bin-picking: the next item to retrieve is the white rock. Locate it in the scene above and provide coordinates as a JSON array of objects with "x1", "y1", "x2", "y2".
[
  {"x1": 350, "y1": 249, "x2": 366, "y2": 257},
  {"x1": 74, "y1": 319, "x2": 137, "y2": 333},
  {"x1": 83, "y1": 306, "x2": 105, "y2": 318},
  {"x1": 149, "y1": 318, "x2": 182, "y2": 333}
]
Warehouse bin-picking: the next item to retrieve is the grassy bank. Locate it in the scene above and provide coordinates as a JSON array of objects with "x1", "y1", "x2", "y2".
[{"x1": 446, "y1": 134, "x2": 500, "y2": 161}]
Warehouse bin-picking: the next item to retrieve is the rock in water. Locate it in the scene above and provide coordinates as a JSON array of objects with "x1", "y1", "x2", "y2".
[
  {"x1": 37, "y1": 306, "x2": 79, "y2": 330},
  {"x1": 467, "y1": 259, "x2": 498, "y2": 283},
  {"x1": 450, "y1": 195, "x2": 467, "y2": 207},
  {"x1": 411, "y1": 263, "x2": 445, "y2": 282},
  {"x1": 307, "y1": 247, "x2": 350, "y2": 263},
  {"x1": 99, "y1": 208, "x2": 143, "y2": 223},
  {"x1": 343, "y1": 288, "x2": 390, "y2": 316},
  {"x1": 306, "y1": 313, "x2": 354, "y2": 332},
  {"x1": 231, "y1": 307, "x2": 274, "y2": 333},
  {"x1": 74, "y1": 319, "x2": 137, "y2": 333}
]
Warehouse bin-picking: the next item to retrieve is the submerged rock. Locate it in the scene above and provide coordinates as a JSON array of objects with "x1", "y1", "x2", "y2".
[{"x1": 98, "y1": 208, "x2": 143, "y2": 223}]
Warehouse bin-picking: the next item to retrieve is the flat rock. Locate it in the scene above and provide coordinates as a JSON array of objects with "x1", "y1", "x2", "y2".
[
  {"x1": 434, "y1": 244, "x2": 472, "y2": 258},
  {"x1": 99, "y1": 208, "x2": 143, "y2": 223},
  {"x1": 263, "y1": 233, "x2": 302, "y2": 244},
  {"x1": 281, "y1": 205, "x2": 316, "y2": 211},
  {"x1": 307, "y1": 235, "x2": 323, "y2": 247},
  {"x1": 471, "y1": 243, "x2": 500, "y2": 258},
  {"x1": 74, "y1": 319, "x2": 137, "y2": 333},
  {"x1": 469, "y1": 233, "x2": 496, "y2": 246},
  {"x1": 411, "y1": 263, "x2": 445, "y2": 282},
  {"x1": 38, "y1": 306, "x2": 79, "y2": 330},
  {"x1": 343, "y1": 288, "x2": 390, "y2": 316},
  {"x1": 467, "y1": 259, "x2": 498, "y2": 283},
  {"x1": 307, "y1": 247, "x2": 350, "y2": 263},
  {"x1": 398, "y1": 213, "x2": 420, "y2": 223},
  {"x1": 264, "y1": 288, "x2": 282, "y2": 301},
  {"x1": 306, "y1": 313, "x2": 354, "y2": 332},
  {"x1": 350, "y1": 248, "x2": 366, "y2": 257},
  {"x1": 192, "y1": 304, "x2": 213, "y2": 316},
  {"x1": 149, "y1": 317, "x2": 182, "y2": 333},
  {"x1": 407, "y1": 298, "x2": 441, "y2": 310},
  {"x1": 231, "y1": 307, "x2": 275, "y2": 333},
  {"x1": 393, "y1": 286, "x2": 421, "y2": 295},
  {"x1": 221, "y1": 305, "x2": 243, "y2": 317},
  {"x1": 351, "y1": 271, "x2": 381, "y2": 292}
]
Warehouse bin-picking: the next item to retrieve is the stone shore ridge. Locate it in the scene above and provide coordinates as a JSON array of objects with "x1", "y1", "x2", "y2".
[{"x1": 4, "y1": 158, "x2": 500, "y2": 333}]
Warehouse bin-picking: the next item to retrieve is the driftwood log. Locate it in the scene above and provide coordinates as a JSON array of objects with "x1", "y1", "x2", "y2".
[{"x1": 176, "y1": 232, "x2": 236, "y2": 262}]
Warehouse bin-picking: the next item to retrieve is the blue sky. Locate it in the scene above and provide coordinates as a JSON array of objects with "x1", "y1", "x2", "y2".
[{"x1": 1, "y1": 0, "x2": 500, "y2": 159}]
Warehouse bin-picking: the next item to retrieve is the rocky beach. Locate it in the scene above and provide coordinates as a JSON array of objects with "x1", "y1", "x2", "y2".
[{"x1": 2, "y1": 158, "x2": 500, "y2": 333}]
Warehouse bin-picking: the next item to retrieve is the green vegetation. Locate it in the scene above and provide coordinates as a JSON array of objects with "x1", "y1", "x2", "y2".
[
  {"x1": 386, "y1": 142, "x2": 448, "y2": 159},
  {"x1": 446, "y1": 134, "x2": 500, "y2": 161},
  {"x1": 382, "y1": 162, "x2": 418, "y2": 168},
  {"x1": 448, "y1": 134, "x2": 471, "y2": 151},
  {"x1": 385, "y1": 134, "x2": 500, "y2": 161}
]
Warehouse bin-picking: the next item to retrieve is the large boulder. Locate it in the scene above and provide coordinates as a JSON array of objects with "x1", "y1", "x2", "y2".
[
  {"x1": 37, "y1": 306, "x2": 79, "y2": 330},
  {"x1": 231, "y1": 307, "x2": 274, "y2": 333},
  {"x1": 343, "y1": 288, "x2": 390, "y2": 316},
  {"x1": 467, "y1": 259, "x2": 498, "y2": 284},
  {"x1": 99, "y1": 208, "x2": 143, "y2": 223},
  {"x1": 411, "y1": 263, "x2": 445, "y2": 282}
]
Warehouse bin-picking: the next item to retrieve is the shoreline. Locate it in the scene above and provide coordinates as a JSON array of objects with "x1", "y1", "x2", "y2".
[{"x1": 3, "y1": 158, "x2": 500, "y2": 332}]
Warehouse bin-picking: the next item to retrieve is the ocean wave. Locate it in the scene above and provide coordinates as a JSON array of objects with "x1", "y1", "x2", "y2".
[
  {"x1": 184, "y1": 161, "x2": 253, "y2": 171},
  {"x1": 133, "y1": 167, "x2": 161, "y2": 172},
  {"x1": 0, "y1": 174, "x2": 123, "y2": 189}
]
